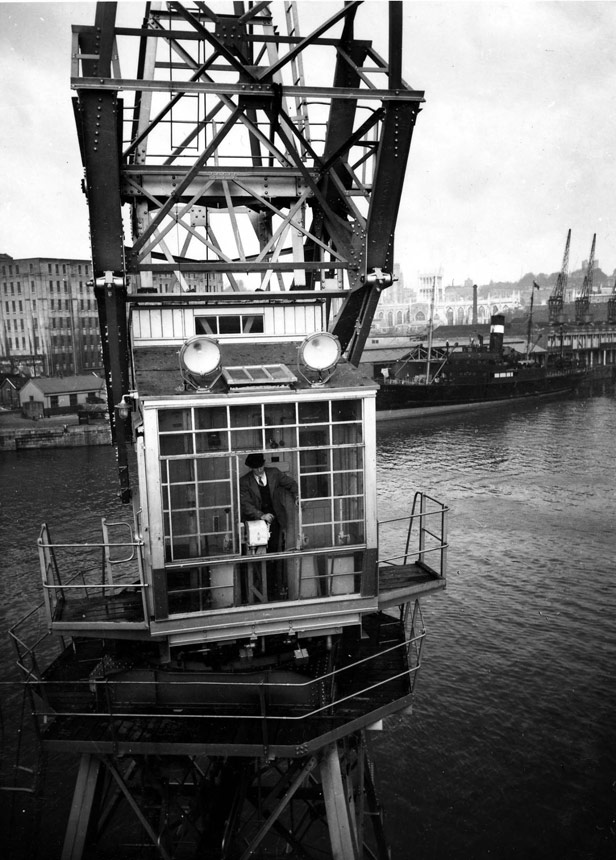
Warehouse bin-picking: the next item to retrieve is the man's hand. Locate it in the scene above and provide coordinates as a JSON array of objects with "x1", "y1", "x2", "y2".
[{"x1": 261, "y1": 513, "x2": 274, "y2": 524}]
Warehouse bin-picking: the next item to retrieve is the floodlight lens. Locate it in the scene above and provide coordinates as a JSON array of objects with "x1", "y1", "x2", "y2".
[
  {"x1": 300, "y1": 333, "x2": 341, "y2": 371},
  {"x1": 180, "y1": 336, "x2": 221, "y2": 376}
]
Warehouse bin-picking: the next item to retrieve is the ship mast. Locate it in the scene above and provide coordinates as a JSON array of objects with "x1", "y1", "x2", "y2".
[
  {"x1": 526, "y1": 280, "x2": 540, "y2": 359},
  {"x1": 425, "y1": 275, "x2": 437, "y2": 383}
]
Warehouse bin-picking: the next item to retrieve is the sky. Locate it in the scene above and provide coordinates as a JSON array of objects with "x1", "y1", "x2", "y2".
[{"x1": 1, "y1": 0, "x2": 616, "y2": 286}]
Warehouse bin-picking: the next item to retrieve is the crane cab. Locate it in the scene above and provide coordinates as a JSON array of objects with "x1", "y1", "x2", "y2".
[{"x1": 130, "y1": 291, "x2": 378, "y2": 648}]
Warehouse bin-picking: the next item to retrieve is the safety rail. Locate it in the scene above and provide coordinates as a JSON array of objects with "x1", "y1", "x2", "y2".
[
  {"x1": 13, "y1": 622, "x2": 426, "y2": 752},
  {"x1": 37, "y1": 522, "x2": 148, "y2": 627},
  {"x1": 377, "y1": 492, "x2": 448, "y2": 577}
]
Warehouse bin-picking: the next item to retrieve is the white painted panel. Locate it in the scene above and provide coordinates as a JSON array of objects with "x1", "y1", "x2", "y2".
[
  {"x1": 138, "y1": 309, "x2": 152, "y2": 339},
  {"x1": 172, "y1": 308, "x2": 185, "y2": 339},
  {"x1": 150, "y1": 308, "x2": 163, "y2": 338},
  {"x1": 272, "y1": 305, "x2": 285, "y2": 335}
]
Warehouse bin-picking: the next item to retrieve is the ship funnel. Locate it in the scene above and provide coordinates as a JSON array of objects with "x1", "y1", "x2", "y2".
[{"x1": 489, "y1": 314, "x2": 505, "y2": 354}]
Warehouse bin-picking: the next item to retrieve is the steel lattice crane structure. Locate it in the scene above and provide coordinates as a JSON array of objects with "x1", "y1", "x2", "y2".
[
  {"x1": 575, "y1": 233, "x2": 596, "y2": 325},
  {"x1": 5, "y1": 4, "x2": 447, "y2": 859},
  {"x1": 548, "y1": 228, "x2": 571, "y2": 326},
  {"x1": 73, "y1": 0, "x2": 424, "y2": 503}
]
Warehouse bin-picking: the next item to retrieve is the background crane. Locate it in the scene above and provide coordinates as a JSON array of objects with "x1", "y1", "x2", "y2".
[
  {"x1": 575, "y1": 233, "x2": 596, "y2": 325},
  {"x1": 548, "y1": 228, "x2": 571, "y2": 325}
]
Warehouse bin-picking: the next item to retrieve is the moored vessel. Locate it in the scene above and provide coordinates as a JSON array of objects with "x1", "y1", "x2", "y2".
[{"x1": 376, "y1": 314, "x2": 586, "y2": 419}]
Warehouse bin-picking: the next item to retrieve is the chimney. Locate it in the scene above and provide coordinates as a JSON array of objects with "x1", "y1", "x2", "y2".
[{"x1": 489, "y1": 314, "x2": 505, "y2": 354}]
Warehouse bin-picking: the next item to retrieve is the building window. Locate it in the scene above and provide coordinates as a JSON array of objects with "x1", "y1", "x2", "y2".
[
  {"x1": 69, "y1": 394, "x2": 78, "y2": 407},
  {"x1": 195, "y1": 314, "x2": 265, "y2": 336},
  {"x1": 50, "y1": 396, "x2": 59, "y2": 408}
]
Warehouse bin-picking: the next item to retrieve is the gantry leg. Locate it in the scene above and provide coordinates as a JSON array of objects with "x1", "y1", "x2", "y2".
[
  {"x1": 321, "y1": 742, "x2": 359, "y2": 860},
  {"x1": 61, "y1": 754, "x2": 102, "y2": 860}
]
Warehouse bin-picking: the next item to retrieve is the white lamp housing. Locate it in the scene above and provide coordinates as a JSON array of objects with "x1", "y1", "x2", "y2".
[
  {"x1": 179, "y1": 336, "x2": 222, "y2": 390},
  {"x1": 297, "y1": 332, "x2": 341, "y2": 385}
]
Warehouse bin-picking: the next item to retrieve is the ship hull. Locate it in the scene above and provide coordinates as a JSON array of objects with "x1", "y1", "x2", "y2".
[{"x1": 376, "y1": 370, "x2": 585, "y2": 420}]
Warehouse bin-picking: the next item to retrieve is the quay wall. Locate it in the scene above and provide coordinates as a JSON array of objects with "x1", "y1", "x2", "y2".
[{"x1": 0, "y1": 423, "x2": 111, "y2": 451}]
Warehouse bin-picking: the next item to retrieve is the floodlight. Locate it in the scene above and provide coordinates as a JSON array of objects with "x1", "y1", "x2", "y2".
[
  {"x1": 179, "y1": 336, "x2": 222, "y2": 389},
  {"x1": 297, "y1": 332, "x2": 341, "y2": 385}
]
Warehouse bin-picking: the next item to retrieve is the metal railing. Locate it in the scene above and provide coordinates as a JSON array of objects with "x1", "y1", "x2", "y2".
[
  {"x1": 377, "y1": 491, "x2": 448, "y2": 577},
  {"x1": 13, "y1": 622, "x2": 426, "y2": 753},
  {"x1": 37, "y1": 522, "x2": 148, "y2": 626}
]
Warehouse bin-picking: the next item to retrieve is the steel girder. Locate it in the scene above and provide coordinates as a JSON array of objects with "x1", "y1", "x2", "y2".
[
  {"x1": 72, "y1": 1, "x2": 424, "y2": 359},
  {"x1": 60, "y1": 734, "x2": 390, "y2": 860}
]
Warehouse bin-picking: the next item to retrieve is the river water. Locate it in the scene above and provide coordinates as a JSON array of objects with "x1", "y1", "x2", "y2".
[{"x1": 1, "y1": 381, "x2": 615, "y2": 859}]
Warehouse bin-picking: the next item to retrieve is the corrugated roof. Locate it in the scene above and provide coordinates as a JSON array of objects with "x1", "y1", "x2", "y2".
[{"x1": 24, "y1": 375, "x2": 104, "y2": 394}]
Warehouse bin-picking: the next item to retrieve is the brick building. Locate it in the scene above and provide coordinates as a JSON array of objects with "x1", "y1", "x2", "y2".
[{"x1": 0, "y1": 254, "x2": 223, "y2": 376}]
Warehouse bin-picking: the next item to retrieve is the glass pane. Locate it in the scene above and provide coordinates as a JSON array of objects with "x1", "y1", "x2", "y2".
[
  {"x1": 334, "y1": 471, "x2": 364, "y2": 497},
  {"x1": 301, "y1": 473, "x2": 330, "y2": 499},
  {"x1": 332, "y1": 423, "x2": 362, "y2": 445},
  {"x1": 197, "y1": 481, "x2": 231, "y2": 509},
  {"x1": 159, "y1": 409, "x2": 192, "y2": 432},
  {"x1": 218, "y1": 316, "x2": 242, "y2": 334},
  {"x1": 264, "y1": 403, "x2": 295, "y2": 429},
  {"x1": 195, "y1": 316, "x2": 217, "y2": 335},
  {"x1": 171, "y1": 510, "x2": 196, "y2": 536},
  {"x1": 230, "y1": 404, "x2": 262, "y2": 428},
  {"x1": 301, "y1": 522, "x2": 333, "y2": 549},
  {"x1": 299, "y1": 424, "x2": 330, "y2": 447},
  {"x1": 167, "y1": 459, "x2": 195, "y2": 483},
  {"x1": 196, "y1": 430, "x2": 229, "y2": 452},
  {"x1": 160, "y1": 433, "x2": 193, "y2": 456},
  {"x1": 242, "y1": 315, "x2": 264, "y2": 333},
  {"x1": 344, "y1": 520, "x2": 365, "y2": 543},
  {"x1": 298, "y1": 401, "x2": 329, "y2": 424},
  {"x1": 333, "y1": 446, "x2": 363, "y2": 471},
  {"x1": 300, "y1": 448, "x2": 330, "y2": 473},
  {"x1": 195, "y1": 406, "x2": 227, "y2": 430},
  {"x1": 231, "y1": 429, "x2": 264, "y2": 452},
  {"x1": 332, "y1": 400, "x2": 361, "y2": 422},
  {"x1": 196, "y1": 458, "x2": 230, "y2": 481},
  {"x1": 170, "y1": 484, "x2": 195, "y2": 508}
]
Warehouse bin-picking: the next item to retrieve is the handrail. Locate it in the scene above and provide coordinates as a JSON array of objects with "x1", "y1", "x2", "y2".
[
  {"x1": 21, "y1": 629, "x2": 426, "y2": 727},
  {"x1": 377, "y1": 492, "x2": 448, "y2": 576}
]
